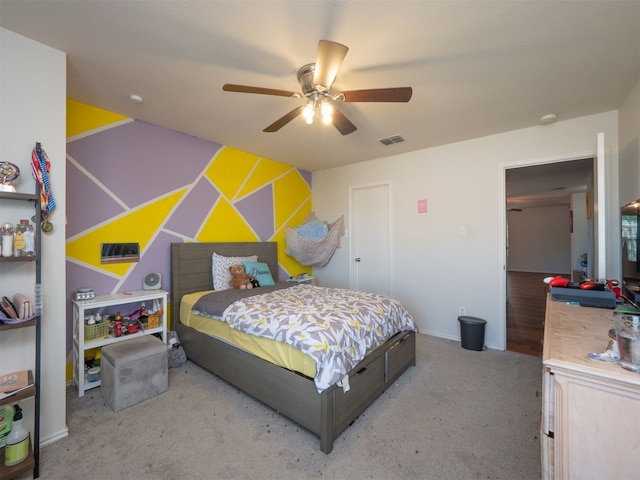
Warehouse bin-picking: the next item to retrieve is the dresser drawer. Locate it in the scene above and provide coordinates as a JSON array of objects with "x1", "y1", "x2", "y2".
[
  {"x1": 385, "y1": 331, "x2": 415, "y2": 383},
  {"x1": 333, "y1": 354, "x2": 385, "y2": 429}
]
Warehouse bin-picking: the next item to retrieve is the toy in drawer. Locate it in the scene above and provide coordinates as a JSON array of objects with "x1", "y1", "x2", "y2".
[{"x1": 85, "y1": 321, "x2": 110, "y2": 342}]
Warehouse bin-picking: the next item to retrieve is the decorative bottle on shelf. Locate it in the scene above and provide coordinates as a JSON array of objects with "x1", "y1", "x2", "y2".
[
  {"x1": 1, "y1": 223, "x2": 13, "y2": 257},
  {"x1": 21, "y1": 219, "x2": 35, "y2": 256},
  {"x1": 4, "y1": 404, "x2": 29, "y2": 466},
  {"x1": 13, "y1": 223, "x2": 25, "y2": 257},
  {"x1": 114, "y1": 312, "x2": 123, "y2": 337}
]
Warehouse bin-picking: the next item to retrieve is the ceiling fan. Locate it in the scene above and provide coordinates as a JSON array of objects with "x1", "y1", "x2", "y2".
[{"x1": 223, "y1": 40, "x2": 412, "y2": 135}]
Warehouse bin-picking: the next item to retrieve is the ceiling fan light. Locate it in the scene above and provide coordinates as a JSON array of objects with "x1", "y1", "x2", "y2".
[
  {"x1": 320, "y1": 101, "x2": 333, "y2": 124},
  {"x1": 303, "y1": 102, "x2": 315, "y2": 124}
]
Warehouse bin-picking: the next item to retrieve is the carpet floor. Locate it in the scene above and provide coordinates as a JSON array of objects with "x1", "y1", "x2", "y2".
[{"x1": 37, "y1": 334, "x2": 542, "y2": 479}]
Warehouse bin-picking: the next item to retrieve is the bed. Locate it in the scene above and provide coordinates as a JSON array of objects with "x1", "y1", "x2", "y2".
[{"x1": 170, "y1": 241, "x2": 417, "y2": 453}]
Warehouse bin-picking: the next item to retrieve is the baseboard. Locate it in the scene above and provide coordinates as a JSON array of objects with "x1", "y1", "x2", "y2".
[
  {"x1": 421, "y1": 330, "x2": 458, "y2": 342},
  {"x1": 420, "y1": 330, "x2": 499, "y2": 351},
  {"x1": 40, "y1": 426, "x2": 69, "y2": 447}
]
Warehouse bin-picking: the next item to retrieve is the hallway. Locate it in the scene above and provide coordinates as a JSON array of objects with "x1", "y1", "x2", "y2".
[{"x1": 506, "y1": 271, "x2": 560, "y2": 357}]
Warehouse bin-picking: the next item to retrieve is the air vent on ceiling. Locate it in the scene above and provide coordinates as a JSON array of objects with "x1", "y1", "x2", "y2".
[{"x1": 378, "y1": 134, "x2": 405, "y2": 146}]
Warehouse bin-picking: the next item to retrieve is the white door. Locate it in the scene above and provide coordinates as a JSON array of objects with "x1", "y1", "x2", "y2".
[{"x1": 351, "y1": 183, "x2": 391, "y2": 295}]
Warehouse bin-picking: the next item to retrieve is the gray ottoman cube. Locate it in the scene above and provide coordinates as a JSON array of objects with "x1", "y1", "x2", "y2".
[{"x1": 101, "y1": 335, "x2": 168, "y2": 411}]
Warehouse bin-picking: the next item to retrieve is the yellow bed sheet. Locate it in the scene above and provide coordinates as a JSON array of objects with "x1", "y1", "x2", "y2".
[{"x1": 180, "y1": 291, "x2": 317, "y2": 378}]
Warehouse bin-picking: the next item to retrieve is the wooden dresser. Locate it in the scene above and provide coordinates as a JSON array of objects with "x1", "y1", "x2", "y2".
[{"x1": 541, "y1": 295, "x2": 640, "y2": 479}]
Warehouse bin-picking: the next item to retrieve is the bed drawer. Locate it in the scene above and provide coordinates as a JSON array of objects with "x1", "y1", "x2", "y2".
[
  {"x1": 332, "y1": 354, "x2": 385, "y2": 429},
  {"x1": 385, "y1": 331, "x2": 415, "y2": 384}
]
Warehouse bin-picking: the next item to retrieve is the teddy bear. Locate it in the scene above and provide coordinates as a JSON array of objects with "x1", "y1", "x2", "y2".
[{"x1": 228, "y1": 264, "x2": 255, "y2": 289}]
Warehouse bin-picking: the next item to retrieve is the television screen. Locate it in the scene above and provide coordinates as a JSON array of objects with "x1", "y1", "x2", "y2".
[{"x1": 621, "y1": 200, "x2": 640, "y2": 307}]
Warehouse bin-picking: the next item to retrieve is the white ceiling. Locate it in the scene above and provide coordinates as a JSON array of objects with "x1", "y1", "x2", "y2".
[{"x1": 1, "y1": 0, "x2": 638, "y2": 176}]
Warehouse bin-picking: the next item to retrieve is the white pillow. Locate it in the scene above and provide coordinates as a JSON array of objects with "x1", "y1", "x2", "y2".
[{"x1": 212, "y1": 252, "x2": 258, "y2": 291}]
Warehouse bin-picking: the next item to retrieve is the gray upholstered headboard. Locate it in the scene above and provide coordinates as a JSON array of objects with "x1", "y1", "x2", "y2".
[{"x1": 170, "y1": 242, "x2": 279, "y2": 325}]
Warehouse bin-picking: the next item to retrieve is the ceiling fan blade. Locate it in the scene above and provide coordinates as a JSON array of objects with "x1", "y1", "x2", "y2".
[
  {"x1": 332, "y1": 107, "x2": 357, "y2": 136},
  {"x1": 341, "y1": 87, "x2": 413, "y2": 102},
  {"x1": 223, "y1": 84, "x2": 300, "y2": 98},
  {"x1": 263, "y1": 106, "x2": 305, "y2": 132},
  {"x1": 313, "y1": 40, "x2": 349, "y2": 92}
]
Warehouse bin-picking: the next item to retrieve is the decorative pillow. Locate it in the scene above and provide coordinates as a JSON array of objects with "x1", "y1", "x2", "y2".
[
  {"x1": 212, "y1": 253, "x2": 258, "y2": 291},
  {"x1": 243, "y1": 261, "x2": 275, "y2": 287}
]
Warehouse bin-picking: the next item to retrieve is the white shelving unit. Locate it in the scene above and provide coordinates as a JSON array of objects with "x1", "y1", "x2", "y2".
[{"x1": 72, "y1": 290, "x2": 167, "y2": 397}]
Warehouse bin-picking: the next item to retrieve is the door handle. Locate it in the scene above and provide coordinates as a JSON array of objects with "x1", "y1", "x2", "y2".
[{"x1": 355, "y1": 257, "x2": 361, "y2": 262}]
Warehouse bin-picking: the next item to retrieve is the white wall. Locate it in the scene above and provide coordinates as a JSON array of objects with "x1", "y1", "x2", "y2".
[
  {"x1": 312, "y1": 111, "x2": 620, "y2": 349},
  {"x1": 507, "y1": 205, "x2": 571, "y2": 274},
  {"x1": 0, "y1": 28, "x2": 68, "y2": 445},
  {"x1": 619, "y1": 79, "x2": 640, "y2": 205}
]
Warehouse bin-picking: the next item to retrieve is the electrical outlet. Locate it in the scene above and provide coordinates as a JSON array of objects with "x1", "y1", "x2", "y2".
[{"x1": 459, "y1": 306, "x2": 466, "y2": 316}]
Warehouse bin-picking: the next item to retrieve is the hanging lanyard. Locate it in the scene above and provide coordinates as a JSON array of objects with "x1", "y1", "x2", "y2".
[{"x1": 31, "y1": 145, "x2": 56, "y2": 217}]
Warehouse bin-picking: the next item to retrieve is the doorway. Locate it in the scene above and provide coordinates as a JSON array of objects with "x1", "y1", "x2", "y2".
[
  {"x1": 350, "y1": 183, "x2": 391, "y2": 295},
  {"x1": 504, "y1": 158, "x2": 594, "y2": 355}
]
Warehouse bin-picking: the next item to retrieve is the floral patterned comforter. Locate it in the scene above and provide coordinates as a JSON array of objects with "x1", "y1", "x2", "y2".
[{"x1": 223, "y1": 284, "x2": 417, "y2": 393}]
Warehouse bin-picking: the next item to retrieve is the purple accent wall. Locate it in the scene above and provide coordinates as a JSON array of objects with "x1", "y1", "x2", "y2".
[
  {"x1": 120, "y1": 231, "x2": 183, "y2": 293},
  {"x1": 66, "y1": 160, "x2": 125, "y2": 237},
  {"x1": 67, "y1": 120, "x2": 221, "y2": 207},
  {"x1": 235, "y1": 184, "x2": 274, "y2": 240},
  {"x1": 164, "y1": 177, "x2": 219, "y2": 237}
]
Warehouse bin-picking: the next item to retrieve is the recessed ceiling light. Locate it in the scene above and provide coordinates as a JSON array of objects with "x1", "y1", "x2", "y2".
[
  {"x1": 129, "y1": 94, "x2": 143, "y2": 104},
  {"x1": 540, "y1": 113, "x2": 557, "y2": 124}
]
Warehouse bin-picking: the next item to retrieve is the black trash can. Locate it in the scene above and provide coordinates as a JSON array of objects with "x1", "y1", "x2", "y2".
[{"x1": 458, "y1": 316, "x2": 486, "y2": 351}]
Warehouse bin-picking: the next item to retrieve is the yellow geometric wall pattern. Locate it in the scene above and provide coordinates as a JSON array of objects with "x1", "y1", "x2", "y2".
[
  {"x1": 67, "y1": 99, "x2": 129, "y2": 138},
  {"x1": 274, "y1": 170, "x2": 313, "y2": 230},
  {"x1": 197, "y1": 196, "x2": 259, "y2": 242},
  {"x1": 66, "y1": 190, "x2": 186, "y2": 275},
  {"x1": 238, "y1": 157, "x2": 293, "y2": 199},
  {"x1": 206, "y1": 147, "x2": 259, "y2": 200},
  {"x1": 274, "y1": 198, "x2": 314, "y2": 276}
]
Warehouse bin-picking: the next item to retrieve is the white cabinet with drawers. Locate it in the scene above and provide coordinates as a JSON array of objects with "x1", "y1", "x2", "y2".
[{"x1": 541, "y1": 296, "x2": 640, "y2": 479}]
